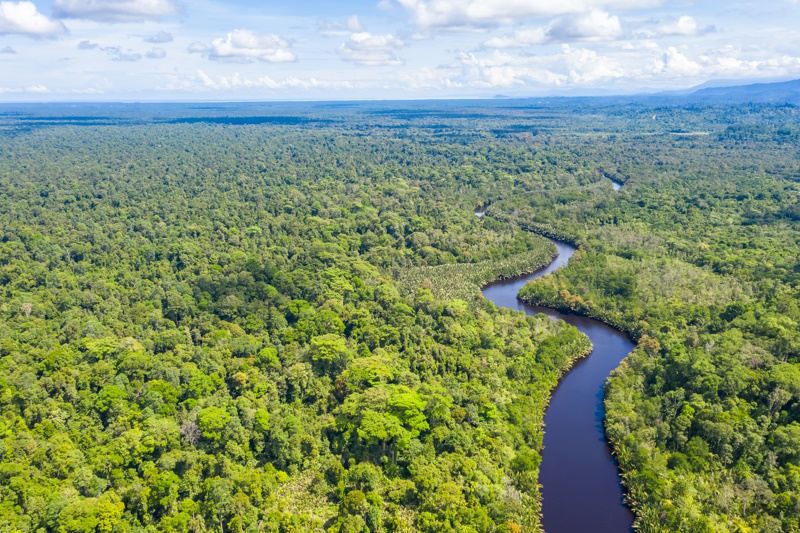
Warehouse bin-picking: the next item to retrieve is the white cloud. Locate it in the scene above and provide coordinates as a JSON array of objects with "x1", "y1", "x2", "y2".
[
  {"x1": 1, "y1": 84, "x2": 50, "y2": 93},
  {"x1": 548, "y1": 10, "x2": 622, "y2": 41},
  {"x1": 144, "y1": 30, "x2": 172, "y2": 43},
  {"x1": 1, "y1": 45, "x2": 16, "y2": 52},
  {"x1": 453, "y1": 50, "x2": 563, "y2": 87},
  {"x1": 392, "y1": 0, "x2": 660, "y2": 29},
  {"x1": 653, "y1": 16, "x2": 715, "y2": 37},
  {"x1": 398, "y1": 67, "x2": 456, "y2": 91},
  {"x1": 0, "y1": 1, "x2": 67, "y2": 37},
  {"x1": 190, "y1": 30, "x2": 296, "y2": 63},
  {"x1": 561, "y1": 44, "x2": 624, "y2": 82},
  {"x1": 1, "y1": 84, "x2": 103, "y2": 95},
  {"x1": 652, "y1": 46, "x2": 702, "y2": 76},
  {"x1": 337, "y1": 32, "x2": 404, "y2": 66},
  {"x1": 696, "y1": 50, "x2": 800, "y2": 78},
  {"x1": 604, "y1": 43, "x2": 800, "y2": 85},
  {"x1": 484, "y1": 10, "x2": 622, "y2": 48},
  {"x1": 485, "y1": 12, "x2": 714, "y2": 49},
  {"x1": 196, "y1": 70, "x2": 353, "y2": 91},
  {"x1": 483, "y1": 27, "x2": 547, "y2": 48},
  {"x1": 53, "y1": 0, "x2": 180, "y2": 22},
  {"x1": 145, "y1": 46, "x2": 165, "y2": 58},
  {"x1": 318, "y1": 15, "x2": 364, "y2": 36},
  {"x1": 761, "y1": 55, "x2": 800, "y2": 71},
  {"x1": 657, "y1": 16, "x2": 698, "y2": 36},
  {"x1": 634, "y1": 16, "x2": 714, "y2": 38},
  {"x1": 438, "y1": 45, "x2": 623, "y2": 89},
  {"x1": 2, "y1": 0, "x2": 797, "y2": 99}
]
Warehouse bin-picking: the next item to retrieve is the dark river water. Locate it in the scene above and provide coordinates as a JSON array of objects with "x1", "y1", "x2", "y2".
[{"x1": 481, "y1": 239, "x2": 635, "y2": 533}]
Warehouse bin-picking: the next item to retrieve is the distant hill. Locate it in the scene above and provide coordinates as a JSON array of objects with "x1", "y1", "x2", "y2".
[
  {"x1": 481, "y1": 78, "x2": 800, "y2": 104},
  {"x1": 689, "y1": 78, "x2": 800, "y2": 103}
]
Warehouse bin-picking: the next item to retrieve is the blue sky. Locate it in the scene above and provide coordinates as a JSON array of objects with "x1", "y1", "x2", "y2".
[{"x1": 1, "y1": 0, "x2": 799, "y2": 101}]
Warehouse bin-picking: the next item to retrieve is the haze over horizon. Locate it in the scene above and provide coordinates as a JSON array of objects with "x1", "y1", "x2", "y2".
[{"x1": 1, "y1": 0, "x2": 799, "y2": 101}]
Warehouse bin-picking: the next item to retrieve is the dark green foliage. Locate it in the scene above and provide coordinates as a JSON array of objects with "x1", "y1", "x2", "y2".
[
  {"x1": 514, "y1": 110, "x2": 800, "y2": 532},
  {"x1": 2, "y1": 99, "x2": 799, "y2": 532},
  {"x1": 0, "y1": 109, "x2": 592, "y2": 533}
]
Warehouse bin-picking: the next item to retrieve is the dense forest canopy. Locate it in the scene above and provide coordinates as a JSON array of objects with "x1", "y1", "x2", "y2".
[{"x1": 1, "y1": 100, "x2": 799, "y2": 533}]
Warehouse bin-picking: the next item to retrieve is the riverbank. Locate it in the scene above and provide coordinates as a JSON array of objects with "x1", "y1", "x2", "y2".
[
  {"x1": 481, "y1": 239, "x2": 636, "y2": 533},
  {"x1": 396, "y1": 237, "x2": 558, "y2": 302}
]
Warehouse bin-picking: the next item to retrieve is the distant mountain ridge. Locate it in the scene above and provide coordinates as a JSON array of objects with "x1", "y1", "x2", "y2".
[
  {"x1": 478, "y1": 78, "x2": 800, "y2": 103},
  {"x1": 688, "y1": 78, "x2": 800, "y2": 103}
]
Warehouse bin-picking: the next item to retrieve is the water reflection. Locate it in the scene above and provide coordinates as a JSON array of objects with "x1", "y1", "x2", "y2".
[{"x1": 481, "y1": 239, "x2": 635, "y2": 533}]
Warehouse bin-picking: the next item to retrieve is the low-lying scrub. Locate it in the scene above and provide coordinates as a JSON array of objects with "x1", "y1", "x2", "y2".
[{"x1": 397, "y1": 237, "x2": 557, "y2": 302}]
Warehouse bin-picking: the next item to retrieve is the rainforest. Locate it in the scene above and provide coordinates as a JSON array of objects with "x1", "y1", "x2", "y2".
[{"x1": 1, "y1": 99, "x2": 799, "y2": 533}]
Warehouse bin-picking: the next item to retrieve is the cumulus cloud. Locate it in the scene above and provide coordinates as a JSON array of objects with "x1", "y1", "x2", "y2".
[
  {"x1": 144, "y1": 30, "x2": 172, "y2": 43},
  {"x1": 483, "y1": 27, "x2": 547, "y2": 48},
  {"x1": 437, "y1": 45, "x2": 624, "y2": 90},
  {"x1": 548, "y1": 10, "x2": 623, "y2": 41},
  {"x1": 337, "y1": 32, "x2": 404, "y2": 66},
  {"x1": 189, "y1": 30, "x2": 296, "y2": 63},
  {"x1": 485, "y1": 12, "x2": 715, "y2": 50},
  {"x1": 654, "y1": 16, "x2": 714, "y2": 37},
  {"x1": 1, "y1": 45, "x2": 16, "y2": 52},
  {"x1": 391, "y1": 0, "x2": 660, "y2": 29},
  {"x1": 652, "y1": 46, "x2": 702, "y2": 76},
  {"x1": 0, "y1": 1, "x2": 67, "y2": 38},
  {"x1": 632, "y1": 16, "x2": 714, "y2": 39},
  {"x1": 561, "y1": 44, "x2": 624, "y2": 82},
  {"x1": 452, "y1": 50, "x2": 564, "y2": 87},
  {"x1": 686, "y1": 49, "x2": 800, "y2": 79},
  {"x1": 484, "y1": 10, "x2": 622, "y2": 48},
  {"x1": 145, "y1": 46, "x2": 165, "y2": 58},
  {"x1": 78, "y1": 40, "x2": 142, "y2": 61},
  {"x1": 318, "y1": 15, "x2": 363, "y2": 36},
  {"x1": 53, "y1": 0, "x2": 180, "y2": 22}
]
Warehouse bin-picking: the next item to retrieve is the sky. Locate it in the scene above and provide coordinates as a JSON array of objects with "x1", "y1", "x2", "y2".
[{"x1": 0, "y1": 0, "x2": 799, "y2": 101}]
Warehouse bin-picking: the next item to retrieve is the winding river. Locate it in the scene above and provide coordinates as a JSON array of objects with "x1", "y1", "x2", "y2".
[{"x1": 481, "y1": 239, "x2": 635, "y2": 533}]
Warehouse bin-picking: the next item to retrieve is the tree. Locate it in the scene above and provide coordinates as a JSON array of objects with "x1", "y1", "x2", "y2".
[
  {"x1": 197, "y1": 407, "x2": 231, "y2": 443},
  {"x1": 773, "y1": 423, "x2": 800, "y2": 465},
  {"x1": 310, "y1": 334, "x2": 351, "y2": 375},
  {"x1": 205, "y1": 477, "x2": 233, "y2": 533},
  {"x1": 357, "y1": 410, "x2": 407, "y2": 456}
]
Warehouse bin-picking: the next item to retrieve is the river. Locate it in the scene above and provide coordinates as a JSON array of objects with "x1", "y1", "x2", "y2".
[{"x1": 481, "y1": 239, "x2": 635, "y2": 533}]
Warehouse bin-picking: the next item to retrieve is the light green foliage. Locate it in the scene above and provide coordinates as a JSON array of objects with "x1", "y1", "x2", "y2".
[
  {"x1": 1, "y1": 101, "x2": 798, "y2": 533},
  {"x1": 397, "y1": 243, "x2": 557, "y2": 302},
  {"x1": 0, "y1": 107, "x2": 595, "y2": 533},
  {"x1": 514, "y1": 125, "x2": 800, "y2": 532},
  {"x1": 197, "y1": 406, "x2": 231, "y2": 441},
  {"x1": 310, "y1": 333, "x2": 351, "y2": 374}
]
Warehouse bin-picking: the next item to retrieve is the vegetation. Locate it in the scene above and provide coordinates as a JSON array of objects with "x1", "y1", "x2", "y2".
[
  {"x1": 1, "y1": 99, "x2": 799, "y2": 533},
  {"x1": 0, "y1": 114, "x2": 590, "y2": 533},
  {"x1": 515, "y1": 120, "x2": 800, "y2": 532},
  {"x1": 397, "y1": 240, "x2": 556, "y2": 302}
]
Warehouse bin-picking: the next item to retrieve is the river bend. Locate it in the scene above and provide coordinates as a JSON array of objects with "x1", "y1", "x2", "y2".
[{"x1": 481, "y1": 239, "x2": 635, "y2": 533}]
